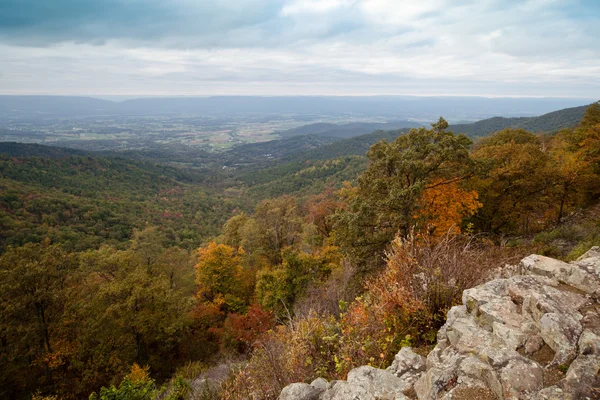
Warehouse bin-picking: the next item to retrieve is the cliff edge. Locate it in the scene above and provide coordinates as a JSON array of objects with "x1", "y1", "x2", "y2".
[{"x1": 278, "y1": 247, "x2": 600, "y2": 400}]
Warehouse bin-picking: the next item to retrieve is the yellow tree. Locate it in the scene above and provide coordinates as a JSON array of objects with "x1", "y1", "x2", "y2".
[{"x1": 194, "y1": 242, "x2": 251, "y2": 314}]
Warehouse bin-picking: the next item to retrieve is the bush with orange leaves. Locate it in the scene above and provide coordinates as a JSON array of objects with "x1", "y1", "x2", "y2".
[
  {"x1": 221, "y1": 233, "x2": 526, "y2": 399},
  {"x1": 221, "y1": 303, "x2": 275, "y2": 353}
]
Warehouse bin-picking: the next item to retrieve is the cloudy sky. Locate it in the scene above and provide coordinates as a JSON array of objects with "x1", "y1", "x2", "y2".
[{"x1": 1, "y1": 0, "x2": 599, "y2": 97}]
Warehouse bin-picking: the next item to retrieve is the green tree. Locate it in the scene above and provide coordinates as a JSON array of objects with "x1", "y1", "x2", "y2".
[
  {"x1": 255, "y1": 248, "x2": 341, "y2": 318},
  {"x1": 0, "y1": 240, "x2": 79, "y2": 398},
  {"x1": 471, "y1": 128, "x2": 552, "y2": 234},
  {"x1": 333, "y1": 118, "x2": 473, "y2": 269},
  {"x1": 254, "y1": 196, "x2": 303, "y2": 265},
  {"x1": 71, "y1": 240, "x2": 195, "y2": 396}
]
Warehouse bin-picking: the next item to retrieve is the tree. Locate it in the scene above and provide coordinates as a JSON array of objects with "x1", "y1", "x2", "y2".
[
  {"x1": 414, "y1": 180, "x2": 481, "y2": 236},
  {"x1": 89, "y1": 363, "x2": 156, "y2": 400},
  {"x1": 194, "y1": 242, "x2": 251, "y2": 314},
  {"x1": 221, "y1": 213, "x2": 251, "y2": 249},
  {"x1": 0, "y1": 240, "x2": 79, "y2": 398},
  {"x1": 471, "y1": 129, "x2": 551, "y2": 234},
  {"x1": 545, "y1": 102, "x2": 600, "y2": 223},
  {"x1": 253, "y1": 196, "x2": 303, "y2": 265},
  {"x1": 75, "y1": 245, "x2": 194, "y2": 391},
  {"x1": 333, "y1": 118, "x2": 473, "y2": 269},
  {"x1": 304, "y1": 188, "x2": 345, "y2": 240},
  {"x1": 130, "y1": 226, "x2": 167, "y2": 272},
  {"x1": 255, "y1": 248, "x2": 340, "y2": 318}
]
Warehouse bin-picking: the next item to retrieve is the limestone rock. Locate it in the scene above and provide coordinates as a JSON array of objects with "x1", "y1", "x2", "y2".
[
  {"x1": 458, "y1": 356, "x2": 503, "y2": 399},
  {"x1": 320, "y1": 381, "x2": 375, "y2": 400},
  {"x1": 347, "y1": 366, "x2": 410, "y2": 399},
  {"x1": 500, "y1": 358, "x2": 543, "y2": 398},
  {"x1": 387, "y1": 347, "x2": 426, "y2": 377},
  {"x1": 278, "y1": 382, "x2": 322, "y2": 400},
  {"x1": 524, "y1": 335, "x2": 544, "y2": 355},
  {"x1": 563, "y1": 354, "x2": 600, "y2": 400},
  {"x1": 308, "y1": 377, "x2": 327, "y2": 391},
  {"x1": 576, "y1": 246, "x2": 600, "y2": 261},
  {"x1": 532, "y1": 386, "x2": 569, "y2": 400},
  {"x1": 414, "y1": 367, "x2": 458, "y2": 400},
  {"x1": 521, "y1": 253, "x2": 600, "y2": 294},
  {"x1": 579, "y1": 329, "x2": 600, "y2": 355}
]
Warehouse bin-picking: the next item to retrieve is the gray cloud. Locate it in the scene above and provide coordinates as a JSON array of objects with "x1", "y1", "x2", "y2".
[
  {"x1": 0, "y1": 0, "x2": 285, "y2": 46},
  {"x1": 0, "y1": 0, "x2": 599, "y2": 96}
]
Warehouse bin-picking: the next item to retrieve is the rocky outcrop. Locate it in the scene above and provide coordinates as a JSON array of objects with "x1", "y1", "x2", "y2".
[{"x1": 278, "y1": 247, "x2": 600, "y2": 400}]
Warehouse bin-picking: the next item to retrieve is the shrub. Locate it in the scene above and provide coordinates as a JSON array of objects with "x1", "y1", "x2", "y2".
[
  {"x1": 89, "y1": 364, "x2": 156, "y2": 400},
  {"x1": 221, "y1": 304, "x2": 274, "y2": 353},
  {"x1": 221, "y1": 314, "x2": 340, "y2": 400}
]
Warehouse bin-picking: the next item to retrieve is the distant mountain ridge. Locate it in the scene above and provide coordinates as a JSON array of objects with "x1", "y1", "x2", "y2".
[
  {"x1": 277, "y1": 121, "x2": 422, "y2": 139},
  {"x1": 450, "y1": 104, "x2": 589, "y2": 138},
  {"x1": 0, "y1": 95, "x2": 593, "y2": 119}
]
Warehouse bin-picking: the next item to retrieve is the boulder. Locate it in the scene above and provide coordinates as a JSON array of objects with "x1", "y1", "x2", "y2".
[
  {"x1": 320, "y1": 381, "x2": 375, "y2": 400},
  {"x1": 414, "y1": 367, "x2": 457, "y2": 400},
  {"x1": 563, "y1": 354, "x2": 600, "y2": 399},
  {"x1": 387, "y1": 347, "x2": 426, "y2": 377},
  {"x1": 310, "y1": 377, "x2": 329, "y2": 391},
  {"x1": 499, "y1": 358, "x2": 543, "y2": 398},
  {"x1": 346, "y1": 366, "x2": 410, "y2": 399},
  {"x1": 278, "y1": 382, "x2": 323, "y2": 400}
]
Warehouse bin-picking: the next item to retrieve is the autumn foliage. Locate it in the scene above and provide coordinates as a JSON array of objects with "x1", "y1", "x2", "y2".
[
  {"x1": 2, "y1": 103, "x2": 600, "y2": 400},
  {"x1": 414, "y1": 180, "x2": 481, "y2": 236}
]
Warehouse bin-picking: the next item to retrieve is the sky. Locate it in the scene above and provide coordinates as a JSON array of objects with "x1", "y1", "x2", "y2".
[{"x1": 0, "y1": 0, "x2": 599, "y2": 97}]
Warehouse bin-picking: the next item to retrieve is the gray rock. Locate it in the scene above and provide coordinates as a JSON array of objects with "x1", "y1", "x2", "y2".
[
  {"x1": 320, "y1": 381, "x2": 375, "y2": 400},
  {"x1": 414, "y1": 367, "x2": 457, "y2": 400},
  {"x1": 458, "y1": 356, "x2": 503, "y2": 399},
  {"x1": 524, "y1": 334, "x2": 544, "y2": 355},
  {"x1": 387, "y1": 347, "x2": 426, "y2": 377},
  {"x1": 520, "y1": 254, "x2": 574, "y2": 281},
  {"x1": 278, "y1": 382, "x2": 322, "y2": 400},
  {"x1": 492, "y1": 321, "x2": 527, "y2": 350},
  {"x1": 579, "y1": 329, "x2": 600, "y2": 355},
  {"x1": 347, "y1": 365, "x2": 409, "y2": 399},
  {"x1": 532, "y1": 386, "x2": 569, "y2": 400},
  {"x1": 277, "y1": 248, "x2": 600, "y2": 400},
  {"x1": 576, "y1": 246, "x2": 600, "y2": 261},
  {"x1": 310, "y1": 377, "x2": 328, "y2": 391},
  {"x1": 521, "y1": 253, "x2": 600, "y2": 294},
  {"x1": 439, "y1": 378, "x2": 494, "y2": 400},
  {"x1": 539, "y1": 312, "x2": 581, "y2": 365},
  {"x1": 500, "y1": 359, "x2": 543, "y2": 398},
  {"x1": 563, "y1": 354, "x2": 600, "y2": 400}
]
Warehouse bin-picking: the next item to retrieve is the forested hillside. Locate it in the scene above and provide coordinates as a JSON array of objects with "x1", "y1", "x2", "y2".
[
  {"x1": 0, "y1": 102, "x2": 599, "y2": 400},
  {"x1": 0, "y1": 153, "x2": 243, "y2": 252}
]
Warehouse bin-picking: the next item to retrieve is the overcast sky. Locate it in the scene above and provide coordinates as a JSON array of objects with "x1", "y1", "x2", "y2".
[{"x1": 1, "y1": 0, "x2": 599, "y2": 97}]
